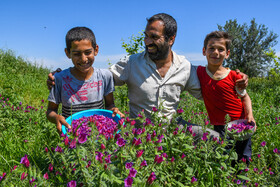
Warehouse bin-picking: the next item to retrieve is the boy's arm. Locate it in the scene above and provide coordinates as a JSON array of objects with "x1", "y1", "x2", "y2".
[
  {"x1": 46, "y1": 101, "x2": 71, "y2": 133},
  {"x1": 241, "y1": 93, "x2": 257, "y2": 131},
  {"x1": 104, "y1": 92, "x2": 125, "y2": 118}
]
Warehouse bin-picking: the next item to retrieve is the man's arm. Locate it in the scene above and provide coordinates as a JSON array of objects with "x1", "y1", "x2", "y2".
[
  {"x1": 185, "y1": 65, "x2": 202, "y2": 100},
  {"x1": 109, "y1": 56, "x2": 130, "y2": 86},
  {"x1": 47, "y1": 68, "x2": 62, "y2": 90},
  {"x1": 46, "y1": 101, "x2": 71, "y2": 133},
  {"x1": 235, "y1": 69, "x2": 248, "y2": 90}
]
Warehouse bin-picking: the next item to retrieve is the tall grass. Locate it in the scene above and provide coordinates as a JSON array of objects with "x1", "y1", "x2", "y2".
[{"x1": 0, "y1": 49, "x2": 279, "y2": 185}]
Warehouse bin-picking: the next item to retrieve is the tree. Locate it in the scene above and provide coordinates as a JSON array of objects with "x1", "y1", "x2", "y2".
[
  {"x1": 218, "y1": 19, "x2": 278, "y2": 77},
  {"x1": 121, "y1": 32, "x2": 145, "y2": 55}
]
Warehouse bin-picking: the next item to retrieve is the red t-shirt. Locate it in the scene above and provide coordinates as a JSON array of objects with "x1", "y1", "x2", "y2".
[{"x1": 197, "y1": 66, "x2": 245, "y2": 125}]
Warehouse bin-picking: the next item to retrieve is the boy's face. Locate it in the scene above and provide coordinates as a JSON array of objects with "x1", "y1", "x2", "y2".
[
  {"x1": 65, "y1": 39, "x2": 98, "y2": 74},
  {"x1": 203, "y1": 38, "x2": 230, "y2": 67},
  {"x1": 144, "y1": 20, "x2": 175, "y2": 61}
]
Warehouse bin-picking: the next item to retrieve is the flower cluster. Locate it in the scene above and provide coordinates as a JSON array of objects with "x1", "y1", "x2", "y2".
[{"x1": 227, "y1": 121, "x2": 254, "y2": 134}]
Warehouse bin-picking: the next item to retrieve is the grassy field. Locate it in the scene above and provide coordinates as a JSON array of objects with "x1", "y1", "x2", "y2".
[{"x1": 0, "y1": 49, "x2": 279, "y2": 186}]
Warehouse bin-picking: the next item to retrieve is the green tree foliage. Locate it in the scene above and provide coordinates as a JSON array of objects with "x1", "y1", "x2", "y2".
[
  {"x1": 121, "y1": 32, "x2": 145, "y2": 55},
  {"x1": 266, "y1": 49, "x2": 280, "y2": 78},
  {"x1": 218, "y1": 19, "x2": 278, "y2": 77}
]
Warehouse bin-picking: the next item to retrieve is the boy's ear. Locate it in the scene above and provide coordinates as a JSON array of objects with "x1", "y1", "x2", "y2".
[
  {"x1": 225, "y1": 49, "x2": 230, "y2": 59},
  {"x1": 65, "y1": 48, "x2": 71, "y2": 59},
  {"x1": 203, "y1": 47, "x2": 206, "y2": 56},
  {"x1": 94, "y1": 44, "x2": 99, "y2": 56}
]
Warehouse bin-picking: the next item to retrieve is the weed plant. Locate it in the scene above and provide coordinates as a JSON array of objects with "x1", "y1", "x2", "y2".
[{"x1": 0, "y1": 50, "x2": 279, "y2": 186}]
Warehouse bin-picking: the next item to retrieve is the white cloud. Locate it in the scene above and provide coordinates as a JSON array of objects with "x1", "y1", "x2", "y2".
[{"x1": 179, "y1": 52, "x2": 207, "y2": 66}]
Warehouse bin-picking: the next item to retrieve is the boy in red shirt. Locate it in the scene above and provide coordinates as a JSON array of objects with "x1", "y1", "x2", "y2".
[{"x1": 197, "y1": 31, "x2": 256, "y2": 164}]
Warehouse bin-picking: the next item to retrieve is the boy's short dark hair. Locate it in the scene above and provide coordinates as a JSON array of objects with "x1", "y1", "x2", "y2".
[
  {"x1": 147, "y1": 13, "x2": 177, "y2": 41},
  {"x1": 204, "y1": 31, "x2": 232, "y2": 50},
  {"x1": 65, "y1": 27, "x2": 97, "y2": 53}
]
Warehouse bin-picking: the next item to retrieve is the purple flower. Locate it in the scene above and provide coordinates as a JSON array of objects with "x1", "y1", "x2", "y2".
[
  {"x1": 125, "y1": 162, "x2": 133, "y2": 169},
  {"x1": 156, "y1": 134, "x2": 164, "y2": 143},
  {"x1": 181, "y1": 153, "x2": 186, "y2": 159},
  {"x1": 105, "y1": 155, "x2": 111, "y2": 163},
  {"x1": 191, "y1": 176, "x2": 197, "y2": 183},
  {"x1": 273, "y1": 148, "x2": 279, "y2": 154},
  {"x1": 236, "y1": 179, "x2": 241, "y2": 184},
  {"x1": 95, "y1": 152, "x2": 104, "y2": 163},
  {"x1": 177, "y1": 108, "x2": 184, "y2": 114},
  {"x1": 140, "y1": 160, "x2": 147, "y2": 167},
  {"x1": 55, "y1": 146, "x2": 63, "y2": 153},
  {"x1": 78, "y1": 133, "x2": 88, "y2": 144},
  {"x1": 48, "y1": 163, "x2": 54, "y2": 172},
  {"x1": 101, "y1": 144, "x2": 106, "y2": 150},
  {"x1": 11, "y1": 165, "x2": 17, "y2": 172},
  {"x1": 20, "y1": 155, "x2": 30, "y2": 167},
  {"x1": 0, "y1": 173, "x2": 6, "y2": 181},
  {"x1": 43, "y1": 172, "x2": 49, "y2": 180},
  {"x1": 171, "y1": 157, "x2": 175, "y2": 162},
  {"x1": 116, "y1": 138, "x2": 126, "y2": 147},
  {"x1": 152, "y1": 107, "x2": 158, "y2": 112},
  {"x1": 124, "y1": 176, "x2": 133, "y2": 187},
  {"x1": 201, "y1": 132, "x2": 208, "y2": 141},
  {"x1": 146, "y1": 133, "x2": 152, "y2": 142},
  {"x1": 129, "y1": 168, "x2": 137, "y2": 178},
  {"x1": 255, "y1": 183, "x2": 259, "y2": 187},
  {"x1": 21, "y1": 172, "x2": 28, "y2": 180},
  {"x1": 29, "y1": 177, "x2": 36, "y2": 185},
  {"x1": 67, "y1": 180, "x2": 77, "y2": 187},
  {"x1": 261, "y1": 141, "x2": 266, "y2": 147},
  {"x1": 86, "y1": 161, "x2": 92, "y2": 168},
  {"x1": 157, "y1": 146, "x2": 163, "y2": 151},
  {"x1": 69, "y1": 138, "x2": 77, "y2": 149},
  {"x1": 132, "y1": 138, "x2": 142, "y2": 146},
  {"x1": 136, "y1": 150, "x2": 144, "y2": 158},
  {"x1": 147, "y1": 172, "x2": 156, "y2": 184},
  {"x1": 154, "y1": 155, "x2": 164, "y2": 164}
]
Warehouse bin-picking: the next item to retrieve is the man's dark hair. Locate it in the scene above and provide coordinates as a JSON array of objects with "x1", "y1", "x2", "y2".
[
  {"x1": 147, "y1": 13, "x2": 177, "y2": 40},
  {"x1": 204, "y1": 31, "x2": 232, "y2": 50},
  {"x1": 65, "y1": 27, "x2": 97, "y2": 53}
]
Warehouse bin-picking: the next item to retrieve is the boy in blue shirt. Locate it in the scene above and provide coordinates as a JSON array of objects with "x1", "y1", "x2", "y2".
[{"x1": 47, "y1": 27, "x2": 124, "y2": 132}]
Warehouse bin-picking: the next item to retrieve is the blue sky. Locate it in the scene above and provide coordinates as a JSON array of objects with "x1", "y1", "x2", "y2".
[{"x1": 1, "y1": 0, "x2": 279, "y2": 70}]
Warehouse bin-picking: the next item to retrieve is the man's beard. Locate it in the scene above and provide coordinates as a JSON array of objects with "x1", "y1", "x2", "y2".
[{"x1": 146, "y1": 42, "x2": 170, "y2": 61}]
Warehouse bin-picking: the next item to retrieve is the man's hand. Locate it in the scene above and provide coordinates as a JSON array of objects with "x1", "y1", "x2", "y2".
[
  {"x1": 235, "y1": 69, "x2": 248, "y2": 90},
  {"x1": 47, "y1": 68, "x2": 62, "y2": 90},
  {"x1": 111, "y1": 107, "x2": 125, "y2": 118}
]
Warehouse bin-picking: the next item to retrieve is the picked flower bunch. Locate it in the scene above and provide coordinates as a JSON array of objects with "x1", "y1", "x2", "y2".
[{"x1": 226, "y1": 119, "x2": 255, "y2": 141}]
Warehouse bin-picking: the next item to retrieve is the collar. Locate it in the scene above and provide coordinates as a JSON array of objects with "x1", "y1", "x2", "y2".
[{"x1": 206, "y1": 65, "x2": 231, "y2": 80}]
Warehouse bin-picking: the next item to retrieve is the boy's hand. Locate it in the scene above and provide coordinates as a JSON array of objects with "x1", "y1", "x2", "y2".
[
  {"x1": 47, "y1": 68, "x2": 62, "y2": 90},
  {"x1": 247, "y1": 116, "x2": 257, "y2": 132},
  {"x1": 235, "y1": 69, "x2": 248, "y2": 89},
  {"x1": 111, "y1": 107, "x2": 125, "y2": 118},
  {"x1": 55, "y1": 114, "x2": 72, "y2": 133}
]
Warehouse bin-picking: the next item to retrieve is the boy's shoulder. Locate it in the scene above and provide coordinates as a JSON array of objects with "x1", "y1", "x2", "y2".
[
  {"x1": 94, "y1": 68, "x2": 113, "y2": 79},
  {"x1": 54, "y1": 68, "x2": 71, "y2": 80}
]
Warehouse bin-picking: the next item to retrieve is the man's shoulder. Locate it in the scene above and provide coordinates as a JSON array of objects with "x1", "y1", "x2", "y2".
[{"x1": 172, "y1": 51, "x2": 191, "y2": 67}]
